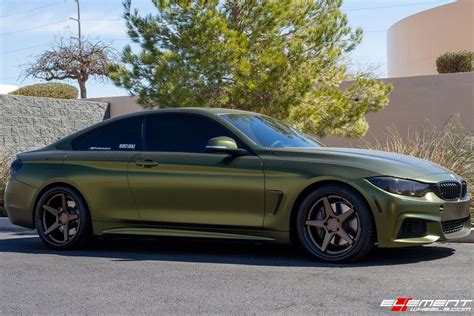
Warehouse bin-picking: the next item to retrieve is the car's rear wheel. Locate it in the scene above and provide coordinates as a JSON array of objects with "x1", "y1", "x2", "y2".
[
  {"x1": 35, "y1": 186, "x2": 91, "y2": 250},
  {"x1": 296, "y1": 185, "x2": 375, "y2": 263}
]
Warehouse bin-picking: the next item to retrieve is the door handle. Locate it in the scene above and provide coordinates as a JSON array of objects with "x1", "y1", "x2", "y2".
[{"x1": 136, "y1": 159, "x2": 159, "y2": 167}]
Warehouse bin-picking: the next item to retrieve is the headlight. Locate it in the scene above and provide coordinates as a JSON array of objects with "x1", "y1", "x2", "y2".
[{"x1": 368, "y1": 177, "x2": 431, "y2": 197}]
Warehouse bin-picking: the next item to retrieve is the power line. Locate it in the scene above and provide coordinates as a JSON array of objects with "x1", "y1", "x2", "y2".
[
  {"x1": 0, "y1": 43, "x2": 50, "y2": 55},
  {"x1": 0, "y1": 30, "x2": 386, "y2": 55},
  {"x1": 0, "y1": 1, "x2": 65, "y2": 18},
  {"x1": 82, "y1": 18, "x2": 122, "y2": 21},
  {"x1": 0, "y1": 1, "x2": 429, "y2": 55},
  {"x1": 344, "y1": 1, "x2": 448, "y2": 11},
  {"x1": 0, "y1": 19, "x2": 70, "y2": 36},
  {"x1": 0, "y1": 37, "x2": 132, "y2": 55},
  {"x1": 0, "y1": 0, "x2": 448, "y2": 20}
]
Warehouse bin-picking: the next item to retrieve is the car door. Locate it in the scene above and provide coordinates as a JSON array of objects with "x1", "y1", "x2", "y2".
[
  {"x1": 66, "y1": 117, "x2": 143, "y2": 222},
  {"x1": 128, "y1": 113, "x2": 265, "y2": 227}
]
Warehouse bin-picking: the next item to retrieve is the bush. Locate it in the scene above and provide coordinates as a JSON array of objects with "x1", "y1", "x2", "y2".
[
  {"x1": 0, "y1": 151, "x2": 13, "y2": 217},
  {"x1": 9, "y1": 82, "x2": 78, "y2": 99},
  {"x1": 361, "y1": 117, "x2": 474, "y2": 224},
  {"x1": 436, "y1": 51, "x2": 474, "y2": 74}
]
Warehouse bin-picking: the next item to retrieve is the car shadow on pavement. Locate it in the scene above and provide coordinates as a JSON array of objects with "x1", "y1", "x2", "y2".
[{"x1": 0, "y1": 232, "x2": 457, "y2": 267}]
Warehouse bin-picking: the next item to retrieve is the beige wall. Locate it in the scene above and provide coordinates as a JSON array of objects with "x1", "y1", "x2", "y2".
[
  {"x1": 387, "y1": 0, "x2": 474, "y2": 78},
  {"x1": 86, "y1": 96, "x2": 142, "y2": 118},
  {"x1": 323, "y1": 72, "x2": 474, "y2": 147},
  {"x1": 87, "y1": 73, "x2": 474, "y2": 148}
]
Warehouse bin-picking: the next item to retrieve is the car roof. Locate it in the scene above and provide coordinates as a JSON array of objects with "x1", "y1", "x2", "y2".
[{"x1": 116, "y1": 107, "x2": 257, "y2": 120}]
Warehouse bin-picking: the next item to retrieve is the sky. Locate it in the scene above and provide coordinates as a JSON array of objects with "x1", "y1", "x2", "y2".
[{"x1": 0, "y1": 0, "x2": 455, "y2": 98}]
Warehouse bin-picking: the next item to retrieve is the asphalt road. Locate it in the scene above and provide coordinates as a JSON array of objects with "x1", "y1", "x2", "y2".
[{"x1": 0, "y1": 218, "x2": 473, "y2": 315}]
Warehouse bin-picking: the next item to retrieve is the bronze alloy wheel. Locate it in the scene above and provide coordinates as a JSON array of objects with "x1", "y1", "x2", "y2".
[
  {"x1": 304, "y1": 195, "x2": 360, "y2": 255},
  {"x1": 296, "y1": 185, "x2": 376, "y2": 262},
  {"x1": 41, "y1": 193, "x2": 80, "y2": 245},
  {"x1": 35, "y1": 186, "x2": 92, "y2": 250}
]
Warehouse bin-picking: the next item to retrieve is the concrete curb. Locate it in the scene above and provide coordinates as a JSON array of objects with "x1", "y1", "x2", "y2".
[{"x1": 447, "y1": 229, "x2": 474, "y2": 243}]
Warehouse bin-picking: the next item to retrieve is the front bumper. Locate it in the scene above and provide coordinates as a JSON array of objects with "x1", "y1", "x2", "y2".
[{"x1": 351, "y1": 178, "x2": 472, "y2": 248}]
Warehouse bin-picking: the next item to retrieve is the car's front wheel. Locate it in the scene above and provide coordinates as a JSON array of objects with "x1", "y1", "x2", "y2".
[
  {"x1": 296, "y1": 185, "x2": 376, "y2": 263},
  {"x1": 35, "y1": 186, "x2": 91, "y2": 250}
]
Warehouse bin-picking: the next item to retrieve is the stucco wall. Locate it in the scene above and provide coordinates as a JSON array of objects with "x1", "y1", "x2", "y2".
[
  {"x1": 387, "y1": 0, "x2": 474, "y2": 77},
  {"x1": 323, "y1": 72, "x2": 474, "y2": 147},
  {"x1": 87, "y1": 96, "x2": 142, "y2": 118},
  {"x1": 0, "y1": 94, "x2": 108, "y2": 153}
]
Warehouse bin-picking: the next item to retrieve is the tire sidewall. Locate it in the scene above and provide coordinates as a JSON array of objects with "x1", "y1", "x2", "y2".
[
  {"x1": 296, "y1": 185, "x2": 375, "y2": 263},
  {"x1": 35, "y1": 186, "x2": 91, "y2": 250}
]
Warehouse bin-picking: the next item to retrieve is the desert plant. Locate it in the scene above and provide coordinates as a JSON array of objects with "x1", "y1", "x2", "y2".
[
  {"x1": 9, "y1": 82, "x2": 78, "y2": 99},
  {"x1": 361, "y1": 117, "x2": 474, "y2": 223},
  {"x1": 0, "y1": 150, "x2": 13, "y2": 217},
  {"x1": 436, "y1": 51, "x2": 474, "y2": 74}
]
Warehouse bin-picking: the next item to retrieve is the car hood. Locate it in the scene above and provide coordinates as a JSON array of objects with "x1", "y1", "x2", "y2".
[{"x1": 270, "y1": 147, "x2": 456, "y2": 181}]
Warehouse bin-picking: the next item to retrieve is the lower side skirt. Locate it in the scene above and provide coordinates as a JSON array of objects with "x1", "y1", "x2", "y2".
[{"x1": 93, "y1": 220, "x2": 290, "y2": 243}]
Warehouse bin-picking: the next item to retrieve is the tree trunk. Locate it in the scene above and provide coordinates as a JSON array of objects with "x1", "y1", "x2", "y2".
[{"x1": 78, "y1": 79, "x2": 87, "y2": 98}]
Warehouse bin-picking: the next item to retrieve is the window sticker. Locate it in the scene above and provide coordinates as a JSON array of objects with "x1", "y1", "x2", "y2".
[
  {"x1": 119, "y1": 144, "x2": 136, "y2": 149},
  {"x1": 89, "y1": 147, "x2": 111, "y2": 151}
]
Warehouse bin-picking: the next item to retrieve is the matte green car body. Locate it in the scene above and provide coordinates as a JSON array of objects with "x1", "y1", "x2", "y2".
[{"x1": 5, "y1": 108, "x2": 471, "y2": 248}]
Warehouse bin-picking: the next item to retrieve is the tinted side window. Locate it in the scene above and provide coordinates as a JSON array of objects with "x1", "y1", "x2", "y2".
[
  {"x1": 73, "y1": 117, "x2": 143, "y2": 151},
  {"x1": 145, "y1": 115, "x2": 235, "y2": 153}
]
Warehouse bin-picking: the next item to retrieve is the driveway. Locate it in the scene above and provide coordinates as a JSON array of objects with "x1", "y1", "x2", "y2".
[{"x1": 0, "y1": 218, "x2": 472, "y2": 314}]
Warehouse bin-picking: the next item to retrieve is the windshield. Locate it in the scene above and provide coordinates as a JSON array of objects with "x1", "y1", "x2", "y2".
[{"x1": 220, "y1": 113, "x2": 322, "y2": 148}]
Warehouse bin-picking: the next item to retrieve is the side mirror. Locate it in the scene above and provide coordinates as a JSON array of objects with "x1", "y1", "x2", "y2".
[{"x1": 206, "y1": 136, "x2": 248, "y2": 156}]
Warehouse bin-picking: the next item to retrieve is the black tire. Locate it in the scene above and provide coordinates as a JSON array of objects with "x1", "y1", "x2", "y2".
[
  {"x1": 296, "y1": 184, "x2": 375, "y2": 263},
  {"x1": 35, "y1": 186, "x2": 92, "y2": 250}
]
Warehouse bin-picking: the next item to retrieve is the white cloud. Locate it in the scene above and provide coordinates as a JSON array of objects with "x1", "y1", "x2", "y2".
[{"x1": 0, "y1": 10, "x2": 74, "y2": 35}]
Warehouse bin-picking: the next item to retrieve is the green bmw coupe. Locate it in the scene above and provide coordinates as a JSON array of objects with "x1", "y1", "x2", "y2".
[{"x1": 5, "y1": 108, "x2": 471, "y2": 262}]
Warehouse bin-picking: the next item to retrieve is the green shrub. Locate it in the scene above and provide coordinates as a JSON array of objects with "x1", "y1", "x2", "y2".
[
  {"x1": 0, "y1": 151, "x2": 13, "y2": 217},
  {"x1": 436, "y1": 51, "x2": 474, "y2": 74},
  {"x1": 361, "y1": 117, "x2": 474, "y2": 224},
  {"x1": 9, "y1": 82, "x2": 78, "y2": 99}
]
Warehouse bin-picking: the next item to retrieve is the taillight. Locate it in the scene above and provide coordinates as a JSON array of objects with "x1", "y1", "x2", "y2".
[{"x1": 10, "y1": 158, "x2": 23, "y2": 179}]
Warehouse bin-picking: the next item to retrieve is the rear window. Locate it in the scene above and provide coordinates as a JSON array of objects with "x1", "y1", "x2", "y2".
[{"x1": 72, "y1": 117, "x2": 143, "y2": 151}]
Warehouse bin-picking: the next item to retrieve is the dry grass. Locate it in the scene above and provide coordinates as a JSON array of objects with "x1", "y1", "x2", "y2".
[
  {"x1": 360, "y1": 117, "x2": 474, "y2": 222},
  {"x1": 0, "y1": 150, "x2": 13, "y2": 217}
]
